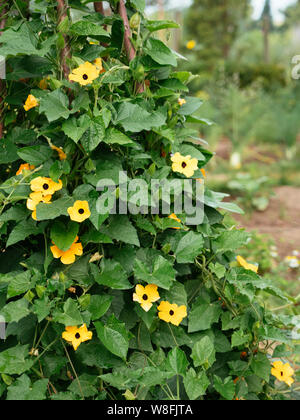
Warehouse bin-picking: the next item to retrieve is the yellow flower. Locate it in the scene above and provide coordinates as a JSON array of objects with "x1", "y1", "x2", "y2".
[
  {"x1": 30, "y1": 176, "x2": 63, "y2": 196},
  {"x1": 178, "y1": 98, "x2": 186, "y2": 107},
  {"x1": 186, "y1": 40, "x2": 196, "y2": 50},
  {"x1": 133, "y1": 284, "x2": 160, "y2": 312},
  {"x1": 171, "y1": 152, "x2": 198, "y2": 178},
  {"x1": 62, "y1": 324, "x2": 93, "y2": 351},
  {"x1": 27, "y1": 191, "x2": 52, "y2": 220},
  {"x1": 93, "y1": 57, "x2": 104, "y2": 74},
  {"x1": 16, "y1": 163, "x2": 35, "y2": 176},
  {"x1": 67, "y1": 200, "x2": 91, "y2": 223},
  {"x1": 51, "y1": 145, "x2": 67, "y2": 161},
  {"x1": 237, "y1": 256, "x2": 258, "y2": 273},
  {"x1": 69, "y1": 62, "x2": 99, "y2": 86},
  {"x1": 157, "y1": 301, "x2": 187, "y2": 326},
  {"x1": 38, "y1": 79, "x2": 48, "y2": 90},
  {"x1": 271, "y1": 361, "x2": 295, "y2": 387},
  {"x1": 168, "y1": 213, "x2": 181, "y2": 229},
  {"x1": 51, "y1": 236, "x2": 83, "y2": 265},
  {"x1": 24, "y1": 94, "x2": 38, "y2": 111}
]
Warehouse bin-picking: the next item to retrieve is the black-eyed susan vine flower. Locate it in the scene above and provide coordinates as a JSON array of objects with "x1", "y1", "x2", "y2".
[
  {"x1": 38, "y1": 79, "x2": 48, "y2": 90},
  {"x1": 157, "y1": 301, "x2": 187, "y2": 326},
  {"x1": 51, "y1": 145, "x2": 67, "y2": 161},
  {"x1": 171, "y1": 152, "x2": 198, "y2": 178},
  {"x1": 67, "y1": 200, "x2": 91, "y2": 223},
  {"x1": 133, "y1": 284, "x2": 160, "y2": 312},
  {"x1": 271, "y1": 361, "x2": 295, "y2": 387},
  {"x1": 51, "y1": 236, "x2": 83, "y2": 265},
  {"x1": 16, "y1": 163, "x2": 35, "y2": 176},
  {"x1": 26, "y1": 192, "x2": 52, "y2": 220},
  {"x1": 168, "y1": 213, "x2": 181, "y2": 229},
  {"x1": 186, "y1": 40, "x2": 196, "y2": 50},
  {"x1": 62, "y1": 324, "x2": 93, "y2": 351},
  {"x1": 178, "y1": 98, "x2": 186, "y2": 107},
  {"x1": 23, "y1": 94, "x2": 38, "y2": 111},
  {"x1": 30, "y1": 176, "x2": 62, "y2": 196},
  {"x1": 237, "y1": 255, "x2": 258, "y2": 273},
  {"x1": 69, "y1": 62, "x2": 99, "y2": 86}
]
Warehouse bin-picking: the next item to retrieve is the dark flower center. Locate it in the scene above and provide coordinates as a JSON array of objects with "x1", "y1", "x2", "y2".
[
  {"x1": 78, "y1": 208, "x2": 85, "y2": 214},
  {"x1": 75, "y1": 333, "x2": 80, "y2": 339},
  {"x1": 281, "y1": 371, "x2": 284, "y2": 377},
  {"x1": 82, "y1": 74, "x2": 88, "y2": 80},
  {"x1": 142, "y1": 294, "x2": 148, "y2": 301},
  {"x1": 169, "y1": 310, "x2": 174, "y2": 316},
  {"x1": 181, "y1": 162, "x2": 187, "y2": 168},
  {"x1": 43, "y1": 183, "x2": 49, "y2": 190}
]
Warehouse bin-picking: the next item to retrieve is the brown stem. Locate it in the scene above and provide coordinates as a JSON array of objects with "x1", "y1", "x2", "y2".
[
  {"x1": 118, "y1": 0, "x2": 144, "y2": 93},
  {"x1": 94, "y1": 2, "x2": 104, "y2": 14},
  {"x1": 57, "y1": 0, "x2": 71, "y2": 80},
  {"x1": 118, "y1": 0, "x2": 135, "y2": 62},
  {"x1": 0, "y1": 4, "x2": 7, "y2": 139}
]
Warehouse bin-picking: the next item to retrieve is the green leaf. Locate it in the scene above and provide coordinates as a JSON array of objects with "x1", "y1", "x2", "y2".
[
  {"x1": 68, "y1": 374, "x2": 98, "y2": 398},
  {"x1": 130, "y1": 0, "x2": 145, "y2": 13},
  {"x1": 52, "y1": 298, "x2": 83, "y2": 326},
  {"x1": 188, "y1": 297, "x2": 222, "y2": 333},
  {"x1": 95, "y1": 259, "x2": 132, "y2": 290},
  {"x1": 115, "y1": 102, "x2": 167, "y2": 133},
  {"x1": 0, "y1": 298, "x2": 30, "y2": 323},
  {"x1": 173, "y1": 231, "x2": 204, "y2": 264},
  {"x1": 146, "y1": 20, "x2": 180, "y2": 33},
  {"x1": 0, "y1": 345, "x2": 33, "y2": 375},
  {"x1": 178, "y1": 97, "x2": 203, "y2": 115},
  {"x1": 50, "y1": 220, "x2": 79, "y2": 252},
  {"x1": 231, "y1": 330, "x2": 252, "y2": 348},
  {"x1": 103, "y1": 215, "x2": 140, "y2": 247},
  {"x1": 95, "y1": 315, "x2": 130, "y2": 360},
  {"x1": 104, "y1": 127, "x2": 135, "y2": 146},
  {"x1": 165, "y1": 347, "x2": 188, "y2": 376},
  {"x1": 191, "y1": 336, "x2": 215, "y2": 367},
  {"x1": 145, "y1": 38, "x2": 177, "y2": 66},
  {"x1": 214, "y1": 376, "x2": 235, "y2": 400},
  {"x1": 39, "y1": 89, "x2": 70, "y2": 122},
  {"x1": 17, "y1": 145, "x2": 53, "y2": 165},
  {"x1": 7, "y1": 375, "x2": 48, "y2": 400},
  {"x1": 6, "y1": 270, "x2": 34, "y2": 299},
  {"x1": 134, "y1": 254, "x2": 175, "y2": 290},
  {"x1": 0, "y1": 139, "x2": 18, "y2": 164},
  {"x1": 80, "y1": 116, "x2": 105, "y2": 152},
  {"x1": 62, "y1": 115, "x2": 91, "y2": 143},
  {"x1": 213, "y1": 230, "x2": 249, "y2": 254},
  {"x1": 70, "y1": 21, "x2": 109, "y2": 37},
  {"x1": 183, "y1": 369, "x2": 210, "y2": 400},
  {"x1": 251, "y1": 353, "x2": 271, "y2": 382},
  {"x1": 88, "y1": 295, "x2": 113, "y2": 321},
  {"x1": 36, "y1": 196, "x2": 73, "y2": 220}
]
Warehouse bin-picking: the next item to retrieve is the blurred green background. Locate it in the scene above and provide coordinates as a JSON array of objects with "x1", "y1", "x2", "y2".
[{"x1": 144, "y1": 0, "x2": 300, "y2": 299}]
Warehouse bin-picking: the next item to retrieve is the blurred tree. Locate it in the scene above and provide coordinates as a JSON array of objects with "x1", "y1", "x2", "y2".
[
  {"x1": 185, "y1": 0, "x2": 250, "y2": 72},
  {"x1": 260, "y1": 0, "x2": 273, "y2": 63},
  {"x1": 283, "y1": 0, "x2": 300, "y2": 28}
]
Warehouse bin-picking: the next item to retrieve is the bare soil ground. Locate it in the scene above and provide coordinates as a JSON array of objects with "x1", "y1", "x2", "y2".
[{"x1": 234, "y1": 186, "x2": 300, "y2": 258}]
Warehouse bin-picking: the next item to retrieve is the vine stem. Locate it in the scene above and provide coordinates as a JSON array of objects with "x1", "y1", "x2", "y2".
[
  {"x1": 0, "y1": 2, "x2": 7, "y2": 139},
  {"x1": 118, "y1": 0, "x2": 144, "y2": 93},
  {"x1": 57, "y1": 0, "x2": 71, "y2": 80}
]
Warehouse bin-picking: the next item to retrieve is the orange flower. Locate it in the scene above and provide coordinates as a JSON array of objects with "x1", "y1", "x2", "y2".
[
  {"x1": 51, "y1": 236, "x2": 83, "y2": 265},
  {"x1": 24, "y1": 94, "x2": 38, "y2": 111},
  {"x1": 168, "y1": 213, "x2": 181, "y2": 229},
  {"x1": 51, "y1": 145, "x2": 67, "y2": 161},
  {"x1": 16, "y1": 163, "x2": 35, "y2": 176},
  {"x1": 67, "y1": 200, "x2": 91, "y2": 223}
]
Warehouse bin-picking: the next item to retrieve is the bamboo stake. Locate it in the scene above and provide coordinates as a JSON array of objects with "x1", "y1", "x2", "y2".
[{"x1": 57, "y1": 0, "x2": 71, "y2": 79}]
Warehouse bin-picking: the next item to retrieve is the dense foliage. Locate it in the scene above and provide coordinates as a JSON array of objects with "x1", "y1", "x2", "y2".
[{"x1": 0, "y1": 0, "x2": 298, "y2": 401}]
